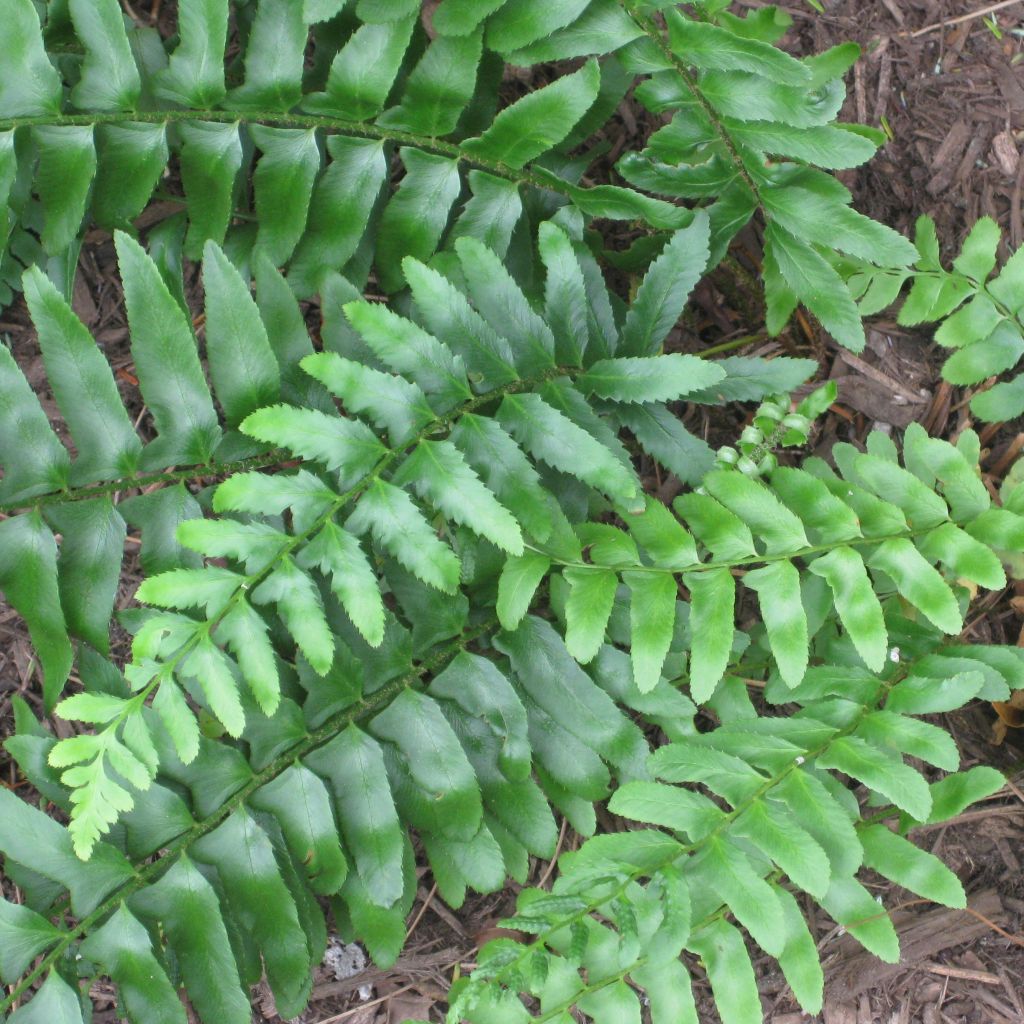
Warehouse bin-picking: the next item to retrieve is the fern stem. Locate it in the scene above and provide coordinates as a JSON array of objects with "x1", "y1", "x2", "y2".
[
  {"x1": 0, "y1": 108, "x2": 585, "y2": 208},
  {"x1": 0, "y1": 451, "x2": 288, "y2": 516},
  {"x1": 528, "y1": 525, "x2": 941, "y2": 576}
]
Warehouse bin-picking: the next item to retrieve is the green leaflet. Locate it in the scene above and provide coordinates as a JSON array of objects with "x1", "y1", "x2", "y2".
[
  {"x1": 375, "y1": 149, "x2": 462, "y2": 293},
  {"x1": 462, "y1": 60, "x2": 601, "y2": 169},
  {"x1": 7, "y1": 971, "x2": 84, "y2": 1024},
  {"x1": 393, "y1": 440, "x2": 524, "y2": 555},
  {"x1": 249, "y1": 126, "x2": 321, "y2": 267},
  {"x1": 578, "y1": 981, "x2": 641, "y2": 1024},
  {"x1": 202, "y1": 241, "x2": 281, "y2": 425},
  {"x1": 769, "y1": 467, "x2": 861, "y2": 545},
  {"x1": 379, "y1": 29, "x2": 483, "y2": 136},
  {"x1": 579, "y1": 354, "x2": 725, "y2": 403},
  {"x1": 305, "y1": 725, "x2": 405, "y2": 908},
  {"x1": 242, "y1": 404, "x2": 385, "y2": 482},
  {"x1": 744, "y1": 560, "x2": 808, "y2": 687},
  {"x1": 925, "y1": 766, "x2": 1007, "y2": 825},
  {"x1": 564, "y1": 567, "x2": 618, "y2": 665},
  {"x1": 33, "y1": 125, "x2": 96, "y2": 255},
  {"x1": 732, "y1": 801, "x2": 829, "y2": 899},
  {"x1": 429, "y1": 652, "x2": 532, "y2": 783},
  {"x1": 619, "y1": 404, "x2": 716, "y2": 487},
  {"x1": 497, "y1": 551, "x2": 551, "y2": 630},
  {"x1": 886, "y1": 671, "x2": 985, "y2": 716},
  {"x1": 619, "y1": 213, "x2": 711, "y2": 356},
  {"x1": 347, "y1": 479, "x2": 462, "y2": 595},
  {"x1": 250, "y1": 764, "x2": 349, "y2": 895},
  {"x1": 194, "y1": 810, "x2": 312, "y2": 1018},
  {"x1": 852, "y1": 453, "x2": 950, "y2": 530},
  {"x1": 498, "y1": 392, "x2": 638, "y2": 506},
  {"x1": 455, "y1": 236, "x2": 557, "y2": 377},
  {"x1": 728, "y1": 119, "x2": 877, "y2": 170},
  {"x1": 47, "y1": 498, "x2": 125, "y2": 656},
  {"x1": 633, "y1": 959, "x2": 698, "y2": 1024},
  {"x1": 697, "y1": 836, "x2": 787, "y2": 956},
  {"x1": 820, "y1": 876, "x2": 899, "y2": 963},
  {"x1": 953, "y1": 216, "x2": 1001, "y2": 282},
  {"x1": 539, "y1": 220, "x2": 591, "y2": 366},
  {"x1": 91, "y1": 123, "x2": 169, "y2": 230},
  {"x1": 252, "y1": 556, "x2": 335, "y2": 676},
  {"x1": 674, "y1": 492, "x2": 755, "y2": 560},
  {"x1": 80, "y1": 905, "x2": 186, "y2": 1024},
  {"x1": 305, "y1": 16, "x2": 416, "y2": 120},
  {"x1": 704, "y1": 469, "x2": 809, "y2": 554},
  {"x1": 0, "y1": 513, "x2": 72, "y2": 708},
  {"x1": 22, "y1": 266, "x2": 140, "y2": 480},
  {"x1": 485, "y1": 0, "x2": 590, "y2": 52},
  {"x1": 287, "y1": 136, "x2": 387, "y2": 298},
  {"x1": 434, "y1": 0, "x2": 508, "y2": 35},
  {"x1": 857, "y1": 711, "x2": 959, "y2": 772},
  {"x1": 817, "y1": 736, "x2": 931, "y2": 821},
  {"x1": 507, "y1": 1, "x2": 645, "y2": 63},
  {"x1": 681, "y1": 567, "x2": 734, "y2": 704},
  {"x1": 227, "y1": 0, "x2": 306, "y2": 111},
  {"x1": 868, "y1": 538, "x2": 962, "y2": 634},
  {"x1": 178, "y1": 121, "x2": 244, "y2": 258},
  {"x1": 114, "y1": 231, "x2": 221, "y2": 466},
  {"x1": 766, "y1": 222, "x2": 865, "y2": 351},
  {"x1": 773, "y1": 884, "x2": 825, "y2": 1015},
  {"x1": 808, "y1": 546, "x2": 886, "y2": 672},
  {"x1": 450, "y1": 414, "x2": 553, "y2": 541},
  {"x1": 610, "y1": 781, "x2": 725, "y2": 841},
  {"x1": 0, "y1": 787, "x2": 133, "y2": 913},
  {"x1": 68, "y1": 0, "x2": 141, "y2": 111},
  {"x1": 297, "y1": 520, "x2": 385, "y2": 647},
  {"x1": 181, "y1": 636, "x2": 246, "y2": 737},
  {"x1": 0, "y1": 900, "x2": 62, "y2": 986},
  {"x1": 302, "y1": 351, "x2": 433, "y2": 446},
  {"x1": 667, "y1": 13, "x2": 810, "y2": 85},
  {"x1": 861, "y1": 826, "x2": 964, "y2": 908},
  {"x1": 497, "y1": 616, "x2": 644, "y2": 774},
  {"x1": 686, "y1": 920, "x2": 763, "y2": 1024},
  {"x1": 404, "y1": 258, "x2": 519, "y2": 389},
  {"x1": 624, "y1": 571, "x2": 676, "y2": 693},
  {"x1": 344, "y1": 300, "x2": 472, "y2": 409},
  {"x1": 214, "y1": 599, "x2": 280, "y2": 714},
  {"x1": 132, "y1": 856, "x2": 252, "y2": 1024},
  {"x1": 762, "y1": 185, "x2": 917, "y2": 267},
  {"x1": 155, "y1": 0, "x2": 228, "y2": 107},
  {"x1": 1, "y1": 0, "x2": 62, "y2": 116},
  {"x1": 624, "y1": 496, "x2": 698, "y2": 569},
  {"x1": 371, "y1": 690, "x2": 483, "y2": 840}
]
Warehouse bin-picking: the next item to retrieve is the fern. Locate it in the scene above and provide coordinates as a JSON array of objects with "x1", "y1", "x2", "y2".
[
  {"x1": 1, "y1": 5, "x2": 1023, "y2": 1024},
  {"x1": 839, "y1": 214, "x2": 1024, "y2": 422}
]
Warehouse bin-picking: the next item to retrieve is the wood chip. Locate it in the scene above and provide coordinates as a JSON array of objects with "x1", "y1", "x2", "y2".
[
  {"x1": 992, "y1": 130, "x2": 1021, "y2": 177},
  {"x1": 919, "y1": 961, "x2": 1003, "y2": 985}
]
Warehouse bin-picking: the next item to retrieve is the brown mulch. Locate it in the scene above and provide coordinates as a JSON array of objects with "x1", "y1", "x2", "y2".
[{"x1": 4, "y1": 2, "x2": 1024, "y2": 1023}]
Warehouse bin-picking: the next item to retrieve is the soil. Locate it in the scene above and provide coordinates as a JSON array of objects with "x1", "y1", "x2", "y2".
[{"x1": 2, "y1": 2, "x2": 1024, "y2": 1023}]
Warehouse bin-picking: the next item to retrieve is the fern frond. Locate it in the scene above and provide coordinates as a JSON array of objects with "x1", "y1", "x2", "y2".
[{"x1": 1, "y1": 8, "x2": 1023, "y2": 1023}]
